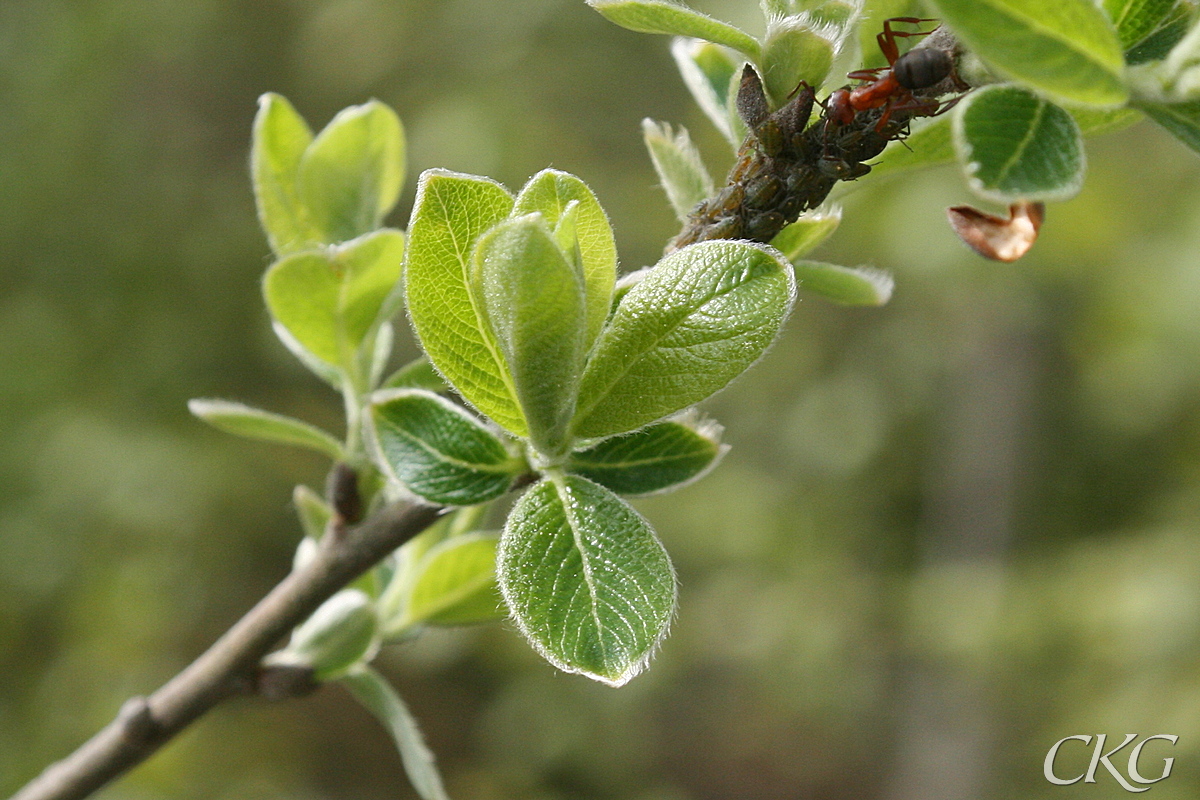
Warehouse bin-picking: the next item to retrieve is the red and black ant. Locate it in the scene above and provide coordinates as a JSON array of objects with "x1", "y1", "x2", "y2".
[{"x1": 825, "y1": 17, "x2": 955, "y2": 132}]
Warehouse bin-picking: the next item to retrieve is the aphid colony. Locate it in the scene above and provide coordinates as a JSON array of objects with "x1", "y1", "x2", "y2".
[{"x1": 670, "y1": 18, "x2": 963, "y2": 252}]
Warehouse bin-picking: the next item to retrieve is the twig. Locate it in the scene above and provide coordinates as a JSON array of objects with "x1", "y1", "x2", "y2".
[{"x1": 9, "y1": 499, "x2": 445, "y2": 800}]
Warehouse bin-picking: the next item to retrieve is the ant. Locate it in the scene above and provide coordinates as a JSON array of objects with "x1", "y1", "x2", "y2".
[{"x1": 825, "y1": 17, "x2": 955, "y2": 132}]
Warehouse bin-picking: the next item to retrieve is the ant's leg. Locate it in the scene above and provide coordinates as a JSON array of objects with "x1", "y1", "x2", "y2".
[
  {"x1": 877, "y1": 17, "x2": 938, "y2": 64},
  {"x1": 847, "y1": 67, "x2": 887, "y2": 82}
]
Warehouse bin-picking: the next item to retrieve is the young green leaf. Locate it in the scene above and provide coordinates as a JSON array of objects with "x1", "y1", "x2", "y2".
[
  {"x1": 369, "y1": 389, "x2": 523, "y2": 506},
  {"x1": 404, "y1": 169, "x2": 526, "y2": 435},
  {"x1": 1140, "y1": 98, "x2": 1200, "y2": 152},
  {"x1": 498, "y1": 475, "x2": 676, "y2": 686},
  {"x1": 382, "y1": 356, "x2": 450, "y2": 393},
  {"x1": 1105, "y1": 0, "x2": 1177, "y2": 50},
  {"x1": 792, "y1": 260, "x2": 894, "y2": 306},
  {"x1": 1069, "y1": 105, "x2": 1144, "y2": 135},
  {"x1": 341, "y1": 666, "x2": 450, "y2": 800},
  {"x1": 769, "y1": 207, "x2": 842, "y2": 260},
  {"x1": 268, "y1": 589, "x2": 378, "y2": 681},
  {"x1": 297, "y1": 100, "x2": 406, "y2": 245},
  {"x1": 512, "y1": 170, "x2": 616, "y2": 349},
  {"x1": 188, "y1": 399, "x2": 344, "y2": 459},
  {"x1": 567, "y1": 419, "x2": 725, "y2": 495},
  {"x1": 473, "y1": 216, "x2": 587, "y2": 456},
  {"x1": 571, "y1": 240, "x2": 796, "y2": 439},
  {"x1": 588, "y1": 0, "x2": 762, "y2": 60},
  {"x1": 671, "y1": 37, "x2": 741, "y2": 147},
  {"x1": 953, "y1": 85, "x2": 1086, "y2": 202},
  {"x1": 643, "y1": 119, "x2": 715, "y2": 223},
  {"x1": 272, "y1": 320, "x2": 343, "y2": 387},
  {"x1": 761, "y1": 17, "x2": 835, "y2": 107},
  {"x1": 263, "y1": 229, "x2": 405, "y2": 371},
  {"x1": 926, "y1": 0, "x2": 1129, "y2": 108},
  {"x1": 293, "y1": 484, "x2": 333, "y2": 541},
  {"x1": 390, "y1": 533, "x2": 505, "y2": 630},
  {"x1": 251, "y1": 93, "x2": 318, "y2": 256}
]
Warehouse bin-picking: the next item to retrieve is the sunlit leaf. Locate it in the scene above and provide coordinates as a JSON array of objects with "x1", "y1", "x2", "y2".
[
  {"x1": 251, "y1": 93, "x2": 318, "y2": 256},
  {"x1": 927, "y1": 0, "x2": 1129, "y2": 108},
  {"x1": 381, "y1": 356, "x2": 449, "y2": 392},
  {"x1": 572, "y1": 240, "x2": 795, "y2": 439},
  {"x1": 588, "y1": 0, "x2": 761, "y2": 59},
  {"x1": 298, "y1": 101, "x2": 406, "y2": 244},
  {"x1": 512, "y1": 170, "x2": 616, "y2": 349},
  {"x1": 394, "y1": 533, "x2": 505, "y2": 628},
  {"x1": 263, "y1": 229, "x2": 405, "y2": 371},
  {"x1": 769, "y1": 207, "x2": 842, "y2": 259},
  {"x1": 761, "y1": 17, "x2": 835, "y2": 106},
  {"x1": 672, "y1": 37, "x2": 742, "y2": 146},
  {"x1": 404, "y1": 169, "x2": 525, "y2": 435}
]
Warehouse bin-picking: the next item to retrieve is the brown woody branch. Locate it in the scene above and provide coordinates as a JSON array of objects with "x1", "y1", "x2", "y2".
[{"x1": 9, "y1": 499, "x2": 444, "y2": 800}]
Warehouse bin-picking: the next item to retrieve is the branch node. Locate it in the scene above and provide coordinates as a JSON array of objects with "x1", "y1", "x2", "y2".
[{"x1": 117, "y1": 697, "x2": 160, "y2": 745}]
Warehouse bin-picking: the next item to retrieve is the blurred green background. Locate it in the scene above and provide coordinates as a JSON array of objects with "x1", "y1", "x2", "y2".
[{"x1": 4, "y1": 1, "x2": 1200, "y2": 798}]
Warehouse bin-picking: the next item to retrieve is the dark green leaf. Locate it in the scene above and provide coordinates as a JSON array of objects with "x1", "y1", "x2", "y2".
[
  {"x1": 370, "y1": 389, "x2": 522, "y2": 505},
  {"x1": 1141, "y1": 98, "x2": 1200, "y2": 151},
  {"x1": 568, "y1": 419, "x2": 724, "y2": 495},
  {"x1": 1105, "y1": 0, "x2": 1177, "y2": 50},
  {"x1": 953, "y1": 85, "x2": 1086, "y2": 202},
  {"x1": 498, "y1": 475, "x2": 676, "y2": 686}
]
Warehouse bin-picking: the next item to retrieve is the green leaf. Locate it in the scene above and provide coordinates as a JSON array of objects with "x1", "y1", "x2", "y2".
[
  {"x1": 768, "y1": 207, "x2": 842, "y2": 259},
  {"x1": 404, "y1": 169, "x2": 525, "y2": 435},
  {"x1": 512, "y1": 170, "x2": 616, "y2": 350},
  {"x1": 642, "y1": 119, "x2": 714, "y2": 223},
  {"x1": 270, "y1": 589, "x2": 378, "y2": 681},
  {"x1": 1126, "y1": 3, "x2": 1194, "y2": 63},
  {"x1": 792, "y1": 260, "x2": 895, "y2": 306},
  {"x1": 874, "y1": 115, "x2": 956, "y2": 177},
  {"x1": 1105, "y1": 0, "x2": 1177, "y2": 49},
  {"x1": 382, "y1": 356, "x2": 450, "y2": 393},
  {"x1": 271, "y1": 320, "x2": 343, "y2": 387},
  {"x1": 567, "y1": 418, "x2": 725, "y2": 495},
  {"x1": 473, "y1": 216, "x2": 587, "y2": 456},
  {"x1": 393, "y1": 533, "x2": 505, "y2": 629},
  {"x1": 297, "y1": 100, "x2": 406, "y2": 244},
  {"x1": 342, "y1": 666, "x2": 450, "y2": 800},
  {"x1": 188, "y1": 399, "x2": 344, "y2": 459},
  {"x1": 1070, "y1": 105, "x2": 1145, "y2": 134},
  {"x1": 370, "y1": 389, "x2": 522, "y2": 506},
  {"x1": 251, "y1": 93, "x2": 318, "y2": 256},
  {"x1": 293, "y1": 484, "x2": 333, "y2": 541},
  {"x1": 927, "y1": 0, "x2": 1129, "y2": 108},
  {"x1": 571, "y1": 240, "x2": 795, "y2": 439},
  {"x1": 953, "y1": 85, "x2": 1086, "y2": 202},
  {"x1": 263, "y1": 229, "x2": 405, "y2": 371},
  {"x1": 588, "y1": 0, "x2": 761, "y2": 59},
  {"x1": 1141, "y1": 98, "x2": 1200, "y2": 151},
  {"x1": 672, "y1": 37, "x2": 742, "y2": 147},
  {"x1": 760, "y1": 17, "x2": 835, "y2": 106},
  {"x1": 498, "y1": 474, "x2": 676, "y2": 686}
]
